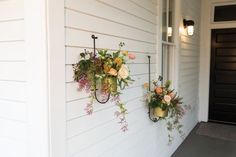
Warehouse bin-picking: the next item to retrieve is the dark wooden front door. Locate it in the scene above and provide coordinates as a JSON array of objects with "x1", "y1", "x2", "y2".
[{"x1": 209, "y1": 28, "x2": 236, "y2": 123}]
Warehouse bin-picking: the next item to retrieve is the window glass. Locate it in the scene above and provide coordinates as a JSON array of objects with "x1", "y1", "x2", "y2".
[
  {"x1": 161, "y1": 0, "x2": 175, "y2": 84},
  {"x1": 162, "y1": 45, "x2": 172, "y2": 83},
  {"x1": 162, "y1": 0, "x2": 167, "y2": 41},
  {"x1": 168, "y1": 0, "x2": 174, "y2": 42},
  {"x1": 214, "y1": 5, "x2": 236, "y2": 22}
]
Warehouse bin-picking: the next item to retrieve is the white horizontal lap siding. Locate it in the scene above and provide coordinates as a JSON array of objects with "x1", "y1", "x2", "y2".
[
  {"x1": 0, "y1": 100, "x2": 27, "y2": 122},
  {"x1": 0, "y1": 0, "x2": 27, "y2": 157},
  {"x1": 0, "y1": 0, "x2": 24, "y2": 21},
  {"x1": 65, "y1": 0, "x2": 158, "y2": 157},
  {"x1": 184, "y1": 1, "x2": 201, "y2": 129},
  {"x1": 98, "y1": 0, "x2": 156, "y2": 24},
  {"x1": 65, "y1": 28, "x2": 156, "y2": 53},
  {"x1": 0, "y1": 42, "x2": 25, "y2": 61},
  {"x1": 178, "y1": 0, "x2": 201, "y2": 140},
  {"x1": 0, "y1": 137, "x2": 27, "y2": 157},
  {"x1": 65, "y1": 9, "x2": 156, "y2": 43},
  {"x1": 66, "y1": 47, "x2": 156, "y2": 65},
  {"x1": 67, "y1": 107, "x2": 156, "y2": 157},
  {"x1": 129, "y1": 0, "x2": 157, "y2": 15},
  {"x1": 0, "y1": 20, "x2": 24, "y2": 42},
  {"x1": 65, "y1": 0, "x2": 156, "y2": 34},
  {"x1": 0, "y1": 62, "x2": 26, "y2": 81}
]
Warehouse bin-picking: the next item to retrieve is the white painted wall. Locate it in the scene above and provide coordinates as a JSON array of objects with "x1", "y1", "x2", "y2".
[
  {"x1": 0, "y1": 0, "x2": 201, "y2": 157},
  {"x1": 0, "y1": 0, "x2": 52, "y2": 157},
  {"x1": 64, "y1": 0, "x2": 201, "y2": 157},
  {"x1": 0, "y1": 1, "x2": 28, "y2": 156},
  {"x1": 64, "y1": 0, "x2": 159, "y2": 157},
  {"x1": 199, "y1": 0, "x2": 236, "y2": 122},
  {"x1": 178, "y1": 0, "x2": 201, "y2": 130}
]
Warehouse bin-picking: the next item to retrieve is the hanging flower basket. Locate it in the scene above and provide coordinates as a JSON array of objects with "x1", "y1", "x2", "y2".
[
  {"x1": 153, "y1": 107, "x2": 168, "y2": 118},
  {"x1": 144, "y1": 76, "x2": 189, "y2": 144},
  {"x1": 73, "y1": 41, "x2": 135, "y2": 131}
]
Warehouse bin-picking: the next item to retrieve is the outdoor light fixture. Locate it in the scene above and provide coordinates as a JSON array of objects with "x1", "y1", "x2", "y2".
[
  {"x1": 167, "y1": 27, "x2": 172, "y2": 37},
  {"x1": 183, "y1": 19, "x2": 194, "y2": 36}
]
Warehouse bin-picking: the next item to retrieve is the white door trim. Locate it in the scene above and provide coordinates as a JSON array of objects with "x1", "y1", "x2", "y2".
[
  {"x1": 199, "y1": 0, "x2": 236, "y2": 122},
  {"x1": 24, "y1": 0, "x2": 50, "y2": 156},
  {"x1": 46, "y1": 0, "x2": 66, "y2": 157},
  {"x1": 25, "y1": 0, "x2": 66, "y2": 156}
]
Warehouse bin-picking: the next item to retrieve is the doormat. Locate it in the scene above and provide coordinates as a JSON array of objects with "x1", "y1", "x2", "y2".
[{"x1": 196, "y1": 122, "x2": 236, "y2": 142}]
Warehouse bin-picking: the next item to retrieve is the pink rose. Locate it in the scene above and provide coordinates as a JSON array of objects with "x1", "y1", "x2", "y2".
[
  {"x1": 128, "y1": 53, "x2": 136, "y2": 60},
  {"x1": 169, "y1": 92, "x2": 175, "y2": 99}
]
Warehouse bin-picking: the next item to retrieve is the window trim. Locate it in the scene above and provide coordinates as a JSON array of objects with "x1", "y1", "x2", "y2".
[
  {"x1": 160, "y1": 0, "x2": 177, "y2": 87},
  {"x1": 211, "y1": 2, "x2": 236, "y2": 24},
  {"x1": 161, "y1": 0, "x2": 176, "y2": 44}
]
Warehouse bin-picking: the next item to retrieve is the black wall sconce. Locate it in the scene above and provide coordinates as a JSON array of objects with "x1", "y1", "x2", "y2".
[{"x1": 183, "y1": 19, "x2": 194, "y2": 36}]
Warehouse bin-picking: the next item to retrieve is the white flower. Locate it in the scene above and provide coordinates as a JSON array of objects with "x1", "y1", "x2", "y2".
[
  {"x1": 85, "y1": 54, "x2": 90, "y2": 60},
  {"x1": 164, "y1": 95, "x2": 172, "y2": 104},
  {"x1": 118, "y1": 64, "x2": 129, "y2": 79}
]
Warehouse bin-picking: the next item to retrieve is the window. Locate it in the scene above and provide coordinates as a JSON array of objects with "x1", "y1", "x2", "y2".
[
  {"x1": 214, "y1": 4, "x2": 236, "y2": 22},
  {"x1": 161, "y1": 0, "x2": 176, "y2": 84}
]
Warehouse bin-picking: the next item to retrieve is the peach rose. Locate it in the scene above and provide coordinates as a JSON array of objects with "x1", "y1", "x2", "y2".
[
  {"x1": 143, "y1": 83, "x2": 149, "y2": 89},
  {"x1": 155, "y1": 87, "x2": 163, "y2": 94},
  {"x1": 118, "y1": 64, "x2": 129, "y2": 79},
  {"x1": 108, "y1": 68, "x2": 117, "y2": 76},
  {"x1": 103, "y1": 64, "x2": 111, "y2": 73},
  {"x1": 164, "y1": 95, "x2": 172, "y2": 104}
]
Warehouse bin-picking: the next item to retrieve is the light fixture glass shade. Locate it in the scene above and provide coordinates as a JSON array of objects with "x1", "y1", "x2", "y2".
[
  {"x1": 167, "y1": 27, "x2": 172, "y2": 37},
  {"x1": 187, "y1": 25, "x2": 194, "y2": 36}
]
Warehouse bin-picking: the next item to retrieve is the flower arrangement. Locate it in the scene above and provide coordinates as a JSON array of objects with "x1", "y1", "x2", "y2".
[
  {"x1": 144, "y1": 76, "x2": 188, "y2": 144},
  {"x1": 73, "y1": 42, "x2": 135, "y2": 131}
]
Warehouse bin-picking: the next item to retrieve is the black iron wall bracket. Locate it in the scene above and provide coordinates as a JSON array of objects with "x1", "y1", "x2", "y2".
[
  {"x1": 147, "y1": 55, "x2": 160, "y2": 123},
  {"x1": 91, "y1": 34, "x2": 110, "y2": 104}
]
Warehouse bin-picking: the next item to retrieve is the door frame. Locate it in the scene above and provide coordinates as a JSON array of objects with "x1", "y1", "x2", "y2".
[
  {"x1": 25, "y1": 0, "x2": 66, "y2": 156},
  {"x1": 46, "y1": 0, "x2": 66, "y2": 157},
  {"x1": 199, "y1": 0, "x2": 236, "y2": 122}
]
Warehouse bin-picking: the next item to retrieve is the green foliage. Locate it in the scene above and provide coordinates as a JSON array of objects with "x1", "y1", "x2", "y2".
[
  {"x1": 79, "y1": 60, "x2": 92, "y2": 71},
  {"x1": 165, "y1": 80, "x2": 171, "y2": 88},
  {"x1": 112, "y1": 51, "x2": 120, "y2": 59}
]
